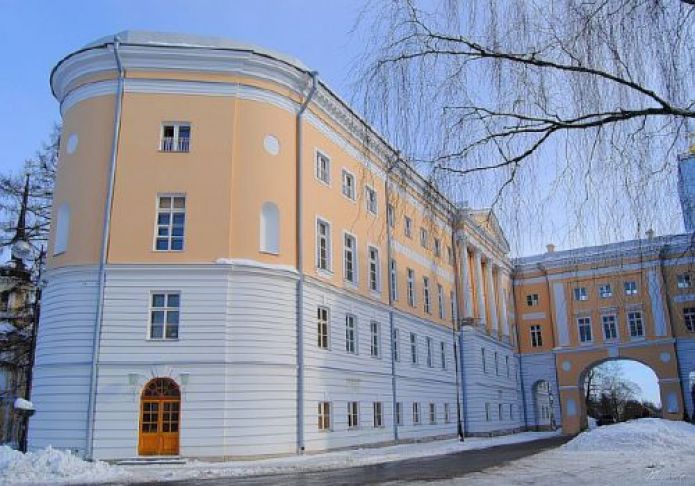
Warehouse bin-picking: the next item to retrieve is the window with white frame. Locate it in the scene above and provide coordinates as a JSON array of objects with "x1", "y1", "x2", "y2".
[
  {"x1": 259, "y1": 202, "x2": 280, "y2": 254},
  {"x1": 387, "y1": 203, "x2": 395, "y2": 228},
  {"x1": 481, "y1": 347, "x2": 487, "y2": 373},
  {"x1": 155, "y1": 195, "x2": 186, "y2": 251},
  {"x1": 407, "y1": 268, "x2": 416, "y2": 307},
  {"x1": 573, "y1": 287, "x2": 588, "y2": 301},
  {"x1": 437, "y1": 284, "x2": 445, "y2": 319},
  {"x1": 368, "y1": 246, "x2": 380, "y2": 292},
  {"x1": 628, "y1": 310, "x2": 644, "y2": 337},
  {"x1": 343, "y1": 233, "x2": 357, "y2": 284},
  {"x1": 440, "y1": 341, "x2": 446, "y2": 369},
  {"x1": 527, "y1": 294, "x2": 539, "y2": 306},
  {"x1": 505, "y1": 355, "x2": 510, "y2": 377},
  {"x1": 444, "y1": 403, "x2": 451, "y2": 423},
  {"x1": 494, "y1": 351, "x2": 499, "y2": 376},
  {"x1": 510, "y1": 404, "x2": 514, "y2": 420},
  {"x1": 317, "y1": 306, "x2": 329, "y2": 349},
  {"x1": 316, "y1": 151, "x2": 330, "y2": 184},
  {"x1": 485, "y1": 402, "x2": 491, "y2": 421},
  {"x1": 410, "y1": 332, "x2": 418, "y2": 364},
  {"x1": 498, "y1": 403, "x2": 503, "y2": 421},
  {"x1": 624, "y1": 281, "x2": 638, "y2": 295},
  {"x1": 420, "y1": 228, "x2": 428, "y2": 249},
  {"x1": 390, "y1": 259, "x2": 398, "y2": 302},
  {"x1": 413, "y1": 402, "x2": 421, "y2": 425},
  {"x1": 54, "y1": 203, "x2": 70, "y2": 254},
  {"x1": 393, "y1": 328, "x2": 400, "y2": 361},
  {"x1": 423, "y1": 277, "x2": 431, "y2": 314},
  {"x1": 599, "y1": 284, "x2": 613, "y2": 298},
  {"x1": 426, "y1": 337, "x2": 433, "y2": 367},
  {"x1": 450, "y1": 291, "x2": 456, "y2": 323},
  {"x1": 149, "y1": 292, "x2": 180, "y2": 339},
  {"x1": 160, "y1": 123, "x2": 190, "y2": 152},
  {"x1": 602, "y1": 314, "x2": 618, "y2": 340},
  {"x1": 447, "y1": 246, "x2": 453, "y2": 265},
  {"x1": 683, "y1": 307, "x2": 695, "y2": 332},
  {"x1": 365, "y1": 186, "x2": 378, "y2": 214},
  {"x1": 370, "y1": 321, "x2": 381, "y2": 358},
  {"x1": 318, "y1": 402, "x2": 331, "y2": 431},
  {"x1": 530, "y1": 325, "x2": 543, "y2": 347},
  {"x1": 404, "y1": 216, "x2": 412, "y2": 238},
  {"x1": 373, "y1": 402, "x2": 383, "y2": 428},
  {"x1": 316, "y1": 219, "x2": 331, "y2": 271},
  {"x1": 429, "y1": 403, "x2": 436, "y2": 424},
  {"x1": 347, "y1": 401, "x2": 359, "y2": 428},
  {"x1": 578, "y1": 317, "x2": 592, "y2": 343},
  {"x1": 345, "y1": 314, "x2": 357, "y2": 354},
  {"x1": 396, "y1": 402, "x2": 403, "y2": 426},
  {"x1": 677, "y1": 273, "x2": 692, "y2": 289},
  {"x1": 341, "y1": 169, "x2": 355, "y2": 200},
  {"x1": 434, "y1": 238, "x2": 441, "y2": 257}
]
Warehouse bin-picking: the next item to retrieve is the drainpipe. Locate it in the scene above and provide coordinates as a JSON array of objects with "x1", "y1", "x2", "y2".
[
  {"x1": 385, "y1": 162, "x2": 398, "y2": 442},
  {"x1": 451, "y1": 229, "x2": 465, "y2": 440},
  {"x1": 295, "y1": 70, "x2": 318, "y2": 455},
  {"x1": 85, "y1": 36, "x2": 124, "y2": 461}
]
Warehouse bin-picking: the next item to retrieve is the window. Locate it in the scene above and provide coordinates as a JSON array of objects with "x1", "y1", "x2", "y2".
[
  {"x1": 396, "y1": 402, "x2": 403, "y2": 426},
  {"x1": 505, "y1": 356, "x2": 510, "y2": 378},
  {"x1": 429, "y1": 403, "x2": 436, "y2": 424},
  {"x1": 510, "y1": 404, "x2": 514, "y2": 420},
  {"x1": 390, "y1": 259, "x2": 398, "y2": 302},
  {"x1": 450, "y1": 291, "x2": 456, "y2": 323},
  {"x1": 420, "y1": 228, "x2": 429, "y2": 249},
  {"x1": 149, "y1": 293, "x2": 180, "y2": 339},
  {"x1": 343, "y1": 233, "x2": 357, "y2": 284},
  {"x1": 526, "y1": 294, "x2": 539, "y2": 306},
  {"x1": 426, "y1": 337, "x2": 433, "y2": 367},
  {"x1": 485, "y1": 403, "x2": 491, "y2": 421},
  {"x1": 437, "y1": 284, "x2": 445, "y2": 319},
  {"x1": 160, "y1": 123, "x2": 190, "y2": 152},
  {"x1": 481, "y1": 348, "x2": 487, "y2": 373},
  {"x1": 373, "y1": 402, "x2": 383, "y2": 428},
  {"x1": 370, "y1": 321, "x2": 381, "y2": 358},
  {"x1": 412, "y1": 402, "x2": 421, "y2": 425},
  {"x1": 407, "y1": 268, "x2": 416, "y2": 307},
  {"x1": 498, "y1": 404, "x2": 503, "y2": 421},
  {"x1": 260, "y1": 202, "x2": 280, "y2": 254},
  {"x1": 573, "y1": 287, "x2": 588, "y2": 301},
  {"x1": 318, "y1": 402, "x2": 331, "y2": 431},
  {"x1": 599, "y1": 284, "x2": 613, "y2": 298},
  {"x1": 434, "y1": 238, "x2": 441, "y2": 257},
  {"x1": 155, "y1": 195, "x2": 186, "y2": 251},
  {"x1": 444, "y1": 403, "x2": 451, "y2": 423},
  {"x1": 54, "y1": 203, "x2": 70, "y2": 254},
  {"x1": 316, "y1": 219, "x2": 331, "y2": 271},
  {"x1": 404, "y1": 216, "x2": 412, "y2": 238},
  {"x1": 368, "y1": 246, "x2": 380, "y2": 292},
  {"x1": 345, "y1": 314, "x2": 357, "y2": 354},
  {"x1": 602, "y1": 314, "x2": 618, "y2": 340},
  {"x1": 624, "y1": 281, "x2": 638, "y2": 295},
  {"x1": 317, "y1": 306, "x2": 329, "y2": 349},
  {"x1": 387, "y1": 203, "x2": 395, "y2": 228},
  {"x1": 410, "y1": 332, "x2": 418, "y2": 364},
  {"x1": 683, "y1": 308, "x2": 695, "y2": 332},
  {"x1": 578, "y1": 317, "x2": 592, "y2": 343},
  {"x1": 341, "y1": 169, "x2": 355, "y2": 200},
  {"x1": 494, "y1": 351, "x2": 499, "y2": 376},
  {"x1": 316, "y1": 151, "x2": 330, "y2": 184},
  {"x1": 447, "y1": 246, "x2": 454, "y2": 265},
  {"x1": 677, "y1": 273, "x2": 692, "y2": 289},
  {"x1": 628, "y1": 311, "x2": 644, "y2": 337},
  {"x1": 423, "y1": 277, "x2": 431, "y2": 314},
  {"x1": 393, "y1": 328, "x2": 400, "y2": 361},
  {"x1": 365, "y1": 186, "x2": 378, "y2": 214},
  {"x1": 440, "y1": 341, "x2": 447, "y2": 369},
  {"x1": 530, "y1": 325, "x2": 543, "y2": 347},
  {"x1": 347, "y1": 401, "x2": 359, "y2": 428}
]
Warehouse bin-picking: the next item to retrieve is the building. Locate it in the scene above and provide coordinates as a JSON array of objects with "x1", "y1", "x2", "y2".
[{"x1": 28, "y1": 31, "x2": 693, "y2": 460}]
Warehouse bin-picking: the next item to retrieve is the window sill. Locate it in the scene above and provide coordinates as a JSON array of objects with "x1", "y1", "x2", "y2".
[
  {"x1": 260, "y1": 250, "x2": 280, "y2": 256},
  {"x1": 146, "y1": 338, "x2": 180, "y2": 342},
  {"x1": 158, "y1": 149, "x2": 190, "y2": 154},
  {"x1": 316, "y1": 268, "x2": 334, "y2": 279}
]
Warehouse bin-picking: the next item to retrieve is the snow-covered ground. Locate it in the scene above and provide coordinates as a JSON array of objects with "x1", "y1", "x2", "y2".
[
  {"x1": 400, "y1": 419, "x2": 695, "y2": 486},
  {"x1": 2, "y1": 431, "x2": 557, "y2": 485}
]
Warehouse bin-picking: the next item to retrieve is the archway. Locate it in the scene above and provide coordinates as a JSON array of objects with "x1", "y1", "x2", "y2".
[
  {"x1": 532, "y1": 380, "x2": 556, "y2": 431},
  {"x1": 138, "y1": 378, "x2": 180, "y2": 456}
]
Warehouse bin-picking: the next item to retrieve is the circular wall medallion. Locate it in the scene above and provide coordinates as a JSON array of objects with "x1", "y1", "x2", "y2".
[
  {"x1": 263, "y1": 135, "x2": 280, "y2": 155},
  {"x1": 660, "y1": 352, "x2": 671, "y2": 363},
  {"x1": 562, "y1": 361, "x2": 572, "y2": 372},
  {"x1": 66, "y1": 133, "x2": 79, "y2": 154}
]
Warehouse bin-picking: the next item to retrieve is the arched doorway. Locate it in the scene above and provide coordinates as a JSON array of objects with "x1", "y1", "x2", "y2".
[
  {"x1": 532, "y1": 380, "x2": 555, "y2": 430},
  {"x1": 138, "y1": 378, "x2": 180, "y2": 456}
]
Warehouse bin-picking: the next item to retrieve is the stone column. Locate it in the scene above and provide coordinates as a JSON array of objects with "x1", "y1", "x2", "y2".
[
  {"x1": 498, "y1": 271, "x2": 510, "y2": 338},
  {"x1": 485, "y1": 261, "x2": 499, "y2": 335},
  {"x1": 473, "y1": 249, "x2": 486, "y2": 325},
  {"x1": 459, "y1": 238, "x2": 473, "y2": 319}
]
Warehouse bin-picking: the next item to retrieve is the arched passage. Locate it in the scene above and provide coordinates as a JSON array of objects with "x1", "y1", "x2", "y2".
[
  {"x1": 138, "y1": 378, "x2": 180, "y2": 456},
  {"x1": 532, "y1": 380, "x2": 556, "y2": 431}
]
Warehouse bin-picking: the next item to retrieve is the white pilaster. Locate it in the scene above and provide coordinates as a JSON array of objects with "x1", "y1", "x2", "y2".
[
  {"x1": 485, "y1": 261, "x2": 499, "y2": 334},
  {"x1": 473, "y1": 249, "x2": 486, "y2": 324},
  {"x1": 459, "y1": 238, "x2": 473, "y2": 319},
  {"x1": 498, "y1": 271, "x2": 510, "y2": 338}
]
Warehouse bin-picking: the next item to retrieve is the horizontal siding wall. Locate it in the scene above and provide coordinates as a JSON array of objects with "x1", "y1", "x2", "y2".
[
  {"x1": 519, "y1": 351, "x2": 562, "y2": 428},
  {"x1": 675, "y1": 338, "x2": 695, "y2": 419},
  {"x1": 28, "y1": 266, "x2": 99, "y2": 454}
]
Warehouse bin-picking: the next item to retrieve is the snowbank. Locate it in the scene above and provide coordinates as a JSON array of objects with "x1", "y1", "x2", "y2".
[
  {"x1": 563, "y1": 418, "x2": 695, "y2": 452},
  {"x1": 0, "y1": 446, "x2": 129, "y2": 485}
]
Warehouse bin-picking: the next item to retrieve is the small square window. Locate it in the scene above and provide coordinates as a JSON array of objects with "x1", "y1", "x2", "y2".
[
  {"x1": 573, "y1": 287, "x2": 588, "y2": 301},
  {"x1": 526, "y1": 294, "x2": 539, "y2": 306},
  {"x1": 624, "y1": 281, "x2": 638, "y2": 296},
  {"x1": 677, "y1": 274, "x2": 692, "y2": 289},
  {"x1": 599, "y1": 284, "x2": 613, "y2": 298},
  {"x1": 160, "y1": 123, "x2": 191, "y2": 152}
]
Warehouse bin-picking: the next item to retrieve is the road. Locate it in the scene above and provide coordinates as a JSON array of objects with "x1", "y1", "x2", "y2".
[{"x1": 128, "y1": 435, "x2": 570, "y2": 485}]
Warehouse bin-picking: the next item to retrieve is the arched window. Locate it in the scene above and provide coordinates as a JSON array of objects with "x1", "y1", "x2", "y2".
[
  {"x1": 260, "y1": 202, "x2": 280, "y2": 254},
  {"x1": 54, "y1": 203, "x2": 70, "y2": 254}
]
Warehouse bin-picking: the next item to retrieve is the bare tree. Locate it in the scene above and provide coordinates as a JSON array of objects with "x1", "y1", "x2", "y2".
[{"x1": 356, "y1": 0, "x2": 694, "y2": 252}]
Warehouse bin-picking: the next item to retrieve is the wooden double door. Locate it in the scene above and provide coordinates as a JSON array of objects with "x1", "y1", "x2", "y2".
[{"x1": 138, "y1": 378, "x2": 180, "y2": 456}]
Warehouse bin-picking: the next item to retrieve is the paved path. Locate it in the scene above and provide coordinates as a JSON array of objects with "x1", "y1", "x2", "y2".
[{"x1": 128, "y1": 435, "x2": 570, "y2": 485}]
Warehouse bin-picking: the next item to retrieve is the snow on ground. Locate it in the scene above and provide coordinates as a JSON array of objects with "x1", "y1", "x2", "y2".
[
  {"x1": 399, "y1": 419, "x2": 695, "y2": 486},
  {"x1": 3, "y1": 431, "x2": 557, "y2": 485}
]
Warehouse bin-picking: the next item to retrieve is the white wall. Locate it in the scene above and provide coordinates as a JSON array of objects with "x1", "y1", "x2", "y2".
[{"x1": 519, "y1": 351, "x2": 562, "y2": 428}]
